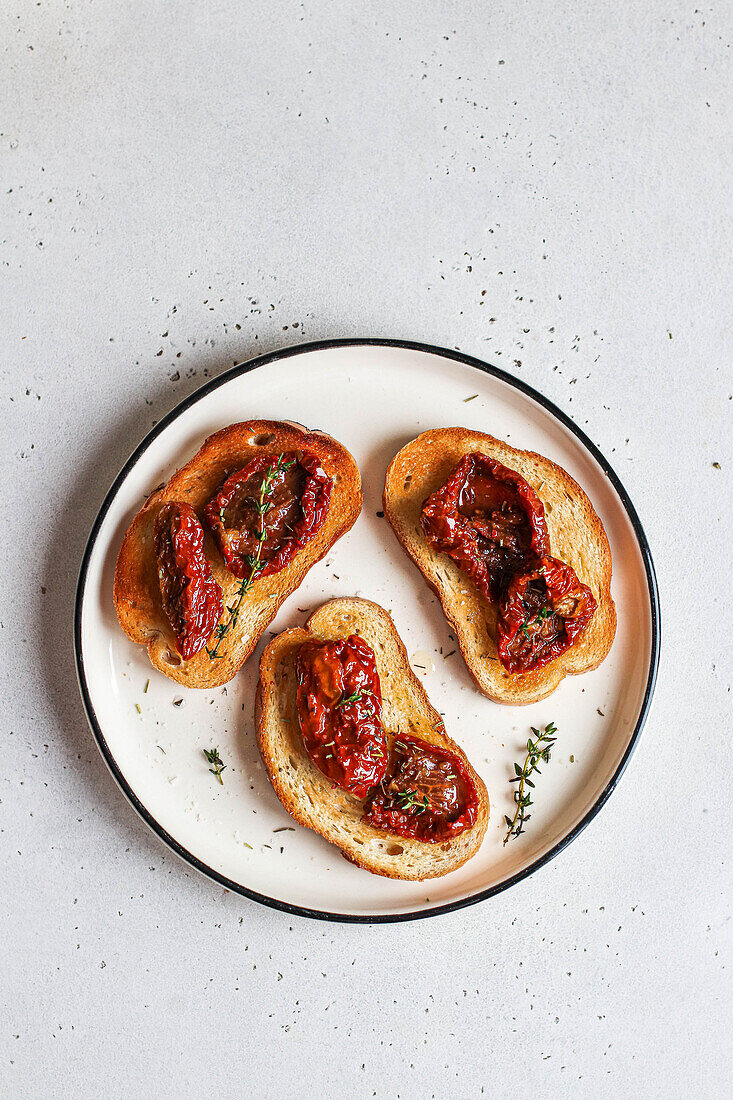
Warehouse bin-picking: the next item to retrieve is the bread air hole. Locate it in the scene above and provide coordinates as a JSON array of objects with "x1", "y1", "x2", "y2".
[
  {"x1": 162, "y1": 648, "x2": 182, "y2": 667},
  {"x1": 385, "y1": 843, "x2": 404, "y2": 856},
  {"x1": 403, "y1": 474, "x2": 413, "y2": 491},
  {"x1": 252, "y1": 432, "x2": 276, "y2": 447}
]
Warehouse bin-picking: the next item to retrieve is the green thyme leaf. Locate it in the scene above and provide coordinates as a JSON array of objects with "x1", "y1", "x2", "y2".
[
  {"x1": 203, "y1": 746, "x2": 227, "y2": 784},
  {"x1": 503, "y1": 722, "x2": 557, "y2": 845}
]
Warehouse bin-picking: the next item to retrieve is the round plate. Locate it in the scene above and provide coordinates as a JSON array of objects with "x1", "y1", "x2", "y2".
[{"x1": 75, "y1": 340, "x2": 659, "y2": 922}]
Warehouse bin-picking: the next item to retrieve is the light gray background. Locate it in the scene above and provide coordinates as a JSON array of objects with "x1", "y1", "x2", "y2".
[{"x1": 2, "y1": 2, "x2": 731, "y2": 1097}]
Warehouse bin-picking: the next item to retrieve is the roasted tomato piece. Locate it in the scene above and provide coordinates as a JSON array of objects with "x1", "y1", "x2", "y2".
[
  {"x1": 154, "y1": 502, "x2": 224, "y2": 660},
  {"x1": 363, "y1": 733, "x2": 478, "y2": 842},
  {"x1": 205, "y1": 451, "x2": 332, "y2": 580},
  {"x1": 420, "y1": 453, "x2": 549, "y2": 600},
  {"x1": 497, "y1": 555, "x2": 596, "y2": 673},
  {"x1": 295, "y1": 635, "x2": 388, "y2": 798}
]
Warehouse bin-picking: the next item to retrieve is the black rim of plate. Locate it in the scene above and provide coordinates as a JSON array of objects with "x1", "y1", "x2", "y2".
[{"x1": 74, "y1": 338, "x2": 661, "y2": 923}]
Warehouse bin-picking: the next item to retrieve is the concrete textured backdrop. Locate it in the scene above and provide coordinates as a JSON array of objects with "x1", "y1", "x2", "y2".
[{"x1": 1, "y1": 1, "x2": 731, "y2": 1097}]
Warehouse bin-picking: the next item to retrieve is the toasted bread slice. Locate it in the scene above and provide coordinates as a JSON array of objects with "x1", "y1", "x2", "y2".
[
  {"x1": 383, "y1": 428, "x2": 616, "y2": 705},
  {"x1": 113, "y1": 421, "x2": 362, "y2": 688},
  {"x1": 256, "y1": 597, "x2": 489, "y2": 880}
]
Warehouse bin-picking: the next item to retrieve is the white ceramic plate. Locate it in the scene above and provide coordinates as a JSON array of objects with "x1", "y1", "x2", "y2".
[{"x1": 75, "y1": 340, "x2": 659, "y2": 922}]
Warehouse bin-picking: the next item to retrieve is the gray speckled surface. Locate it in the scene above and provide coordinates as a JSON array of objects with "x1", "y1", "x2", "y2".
[{"x1": 1, "y1": 1, "x2": 731, "y2": 1096}]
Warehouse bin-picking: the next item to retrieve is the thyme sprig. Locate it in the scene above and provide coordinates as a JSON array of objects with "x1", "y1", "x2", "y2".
[
  {"x1": 336, "y1": 690, "x2": 367, "y2": 708},
  {"x1": 203, "y1": 746, "x2": 227, "y2": 784},
  {"x1": 207, "y1": 454, "x2": 293, "y2": 660},
  {"x1": 503, "y1": 722, "x2": 557, "y2": 845},
  {"x1": 521, "y1": 605, "x2": 553, "y2": 636},
  {"x1": 395, "y1": 789, "x2": 430, "y2": 813}
]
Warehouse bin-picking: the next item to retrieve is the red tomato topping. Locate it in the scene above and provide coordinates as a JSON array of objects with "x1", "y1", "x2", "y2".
[
  {"x1": 420, "y1": 452, "x2": 550, "y2": 600},
  {"x1": 363, "y1": 734, "x2": 478, "y2": 842},
  {"x1": 295, "y1": 635, "x2": 388, "y2": 799},
  {"x1": 421, "y1": 452, "x2": 597, "y2": 673},
  {"x1": 154, "y1": 502, "x2": 224, "y2": 660},
  {"x1": 205, "y1": 451, "x2": 332, "y2": 581},
  {"x1": 497, "y1": 555, "x2": 597, "y2": 673}
]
